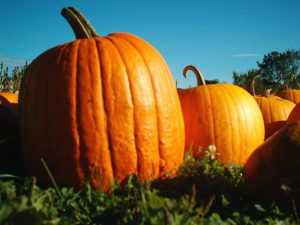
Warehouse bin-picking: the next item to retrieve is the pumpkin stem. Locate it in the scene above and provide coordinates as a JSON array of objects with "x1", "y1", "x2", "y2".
[
  {"x1": 249, "y1": 69, "x2": 263, "y2": 96},
  {"x1": 263, "y1": 88, "x2": 272, "y2": 97},
  {"x1": 61, "y1": 7, "x2": 100, "y2": 39},
  {"x1": 183, "y1": 65, "x2": 206, "y2": 86}
]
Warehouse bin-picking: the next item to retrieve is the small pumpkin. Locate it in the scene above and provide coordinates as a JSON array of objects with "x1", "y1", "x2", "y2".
[
  {"x1": 244, "y1": 120, "x2": 300, "y2": 199},
  {"x1": 277, "y1": 89, "x2": 300, "y2": 104},
  {"x1": 0, "y1": 92, "x2": 18, "y2": 113},
  {"x1": 178, "y1": 65, "x2": 265, "y2": 165},
  {"x1": 287, "y1": 102, "x2": 300, "y2": 123},
  {"x1": 249, "y1": 74, "x2": 295, "y2": 139},
  {"x1": 19, "y1": 7, "x2": 185, "y2": 191}
]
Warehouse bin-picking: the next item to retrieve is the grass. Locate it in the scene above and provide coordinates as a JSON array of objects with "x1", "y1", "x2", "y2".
[{"x1": 0, "y1": 149, "x2": 299, "y2": 225}]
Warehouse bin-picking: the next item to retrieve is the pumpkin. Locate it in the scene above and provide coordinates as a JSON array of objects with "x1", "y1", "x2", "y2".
[
  {"x1": 249, "y1": 74, "x2": 295, "y2": 139},
  {"x1": 0, "y1": 105, "x2": 22, "y2": 175},
  {"x1": 19, "y1": 7, "x2": 185, "y2": 191},
  {"x1": 277, "y1": 89, "x2": 300, "y2": 104},
  {"x1": 0, "y1": 92, "x2": 18, "y2": 113},
  {"x1": 244, "y1": 120, "x2": 300, "y2": 199},
  {"x1": 177, "y1": 65, "x2": 265, "y2": 165},
  {"x1": 287, "y1": 102, "x2": 300, "y2": 123}
]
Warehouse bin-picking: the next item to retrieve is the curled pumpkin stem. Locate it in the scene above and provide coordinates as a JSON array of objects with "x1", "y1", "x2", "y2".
[
  {"x1": 183, "y1": 65, "x2": 206, "y2": 86},
  {"x1": 249, "y1": 69, "x2": 263, "y2": 96},
  {"x1": 61, "y1": 7, "x2": 99, "y2": 39}
]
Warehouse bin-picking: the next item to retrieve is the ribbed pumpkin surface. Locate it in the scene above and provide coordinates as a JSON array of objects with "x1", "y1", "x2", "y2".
[
  {"x1": 19, "y1": 33, "x2": 185, "y2": 190},
  {"x1": 254, "y1": 96, "x2": 295, "y2": 138},
  {"x1": 178, "y1": 83, "x2": 265, "y2": 165}
]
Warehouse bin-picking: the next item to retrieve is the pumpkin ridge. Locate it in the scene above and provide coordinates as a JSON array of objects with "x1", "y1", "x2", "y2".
[
  {"x1": 72, "y1": 39, "x2": 86, "y2": 186},
  {"x1": 92, "y1": 38, "x2": 115, "y2": 186},
  {"x1": 225, "y1": 84, "x2": 244, "y2": 163},
  {"x1": 100, "y1": 36, "x2": 140, "y2": 182},
  {"x1": 207, "y1": 86, "x2": 217, "y2": 151},
  {"x1": 104, "y1": 36, "x2": 140, "y2": 177},
  {"x1": 113, "y1": 33, "x2": 184, "y2": 176},
  {"x1": 76, "y1": 38, "x2": 104, "y2": 185},
  {"x1": 39, "y1": 49, "x2": 61, "y2": 179},
  {"x1": 108, "y1": 34, "x2": 163, "y2": 176},
  {"x1": 237, "y1": 87, "x2": 250, "y2": 163},
  {"x1": 222, "y1": 85, "x2": 238, "y2": 163},
  {"x1": 227, "y1": 85, "x2": 257, "y2": 163},
  {"x1": 96, "y1": 38, "x2": 121, "y2": 183},
  {"x1": 94, "y1": 37, "x2": 115, "y2": 187}
]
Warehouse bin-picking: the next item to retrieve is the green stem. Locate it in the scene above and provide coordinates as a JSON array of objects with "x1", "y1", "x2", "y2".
[{"x1": 61, "y1": 7, "x2": 100, "y2": 39}]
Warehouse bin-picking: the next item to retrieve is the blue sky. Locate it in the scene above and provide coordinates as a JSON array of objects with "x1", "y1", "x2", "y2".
[{"x1": 1, "y1": 0, "x2": 299, "y2": 88}]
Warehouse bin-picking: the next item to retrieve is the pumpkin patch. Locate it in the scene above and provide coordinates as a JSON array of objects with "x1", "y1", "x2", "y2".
[{"x1": 1, "y1": 4, "x2": 300, "y2": 224}]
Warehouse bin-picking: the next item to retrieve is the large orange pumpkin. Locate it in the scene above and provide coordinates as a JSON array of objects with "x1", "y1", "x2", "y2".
[
  {"x1": 19, "y1": 7, "x2": 185, "y2": 191},
  {"x1": 277, "y1": 89, "x2": 300, "y2": 104},
  {"x1": 178, "y1": 65, "x2": 265, "y2": 165},
  {"x1": 244, "y1": 120, "x2": 300, "y2": 199},
  {"x1": 0, "y1": 92, "x2": 18, "y2": 113}
]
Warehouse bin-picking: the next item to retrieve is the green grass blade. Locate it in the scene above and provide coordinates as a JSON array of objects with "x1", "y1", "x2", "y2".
[{"x1": 41, "y1": 158, "x2": 63, "y2": 198}]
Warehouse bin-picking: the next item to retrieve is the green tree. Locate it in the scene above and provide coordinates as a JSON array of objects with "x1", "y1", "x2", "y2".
[
  {"x1": 232, "y1": 69, "x2": 272, "y2": 95},
  {"x1": 0, "y1": 62, "x2": 28, "y2": 93},
  {"x1": 205, "y1": 79, "x2": 219, "y2": 84},
  {"x1": 257, "y1": 49, "x2": 300, "y2": 91}
]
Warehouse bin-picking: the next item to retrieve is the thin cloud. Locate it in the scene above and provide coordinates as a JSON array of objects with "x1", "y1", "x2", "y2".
[
  {"x1": 0, "y1": 54, "x2": 29, "y2": 68},
  {"x1": 230, "y1": 54, "x2": 262, "y2": 57}
]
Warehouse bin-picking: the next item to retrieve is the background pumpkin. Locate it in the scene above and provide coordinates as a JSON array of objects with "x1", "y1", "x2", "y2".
[
  {"x1": 244, "y1": 120, "x2": 300, "y2": 199},
  {"x1": 277, "y1": 89, "x2": 300, "y2": 104},
  {"x1": 178, "y1": 65, "x2": 265, "y2": 165},
  {"x1": 19, "y1": 7, "x2": 185, "y2": 191},
  {"x1": 0, "y1": 92, "x2": 18, "y2": 113},
  {"x1": 249, "y1": 74, "x2": 295, "y2": 139}
]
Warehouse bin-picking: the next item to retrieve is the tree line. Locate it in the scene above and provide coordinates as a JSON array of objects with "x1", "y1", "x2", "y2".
[
  {"x1": 232, "y1": 49, "x2": 300, "y2": 95},
  {"x1": 0, "y1": 62, "x2": 28, "y2": 93}
]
